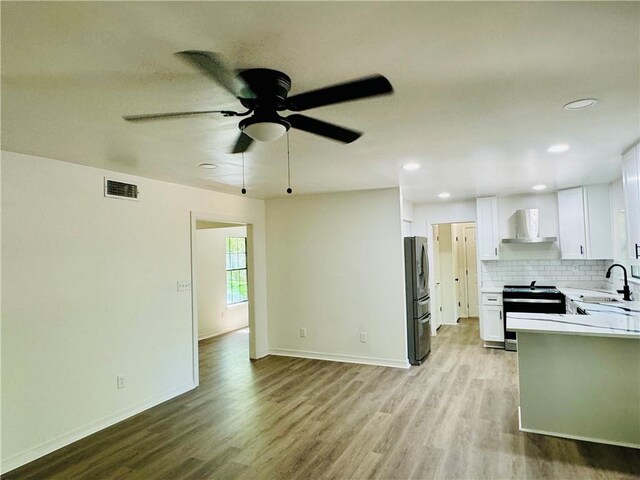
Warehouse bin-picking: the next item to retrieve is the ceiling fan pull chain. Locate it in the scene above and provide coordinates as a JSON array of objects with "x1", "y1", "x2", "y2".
[
  {"x1": 286, "y1": 131, "x2": 292, "y2": 195},
  {"x1": 241, "y1": 151, "x2": 247, "y2": 195}
]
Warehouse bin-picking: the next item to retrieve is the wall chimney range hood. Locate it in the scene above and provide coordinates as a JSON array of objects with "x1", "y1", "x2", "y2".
[{"x1": 502, "y1": 208, "x2": 557, "y2": 243}]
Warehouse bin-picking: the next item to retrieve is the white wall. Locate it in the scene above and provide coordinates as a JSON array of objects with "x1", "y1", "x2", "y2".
[
  {"x1": 265, "y1": 188, "x2": 408, "y2": 368},
  {"x1": 401, "y1": 199, "x2": 414, "y2": 222},
  {"x1": 1, "y1": 151, "x2": 267, "y2": 473},
  {"x1": 196, "y1": 226, "x2": 248, "y2": 340},
  {"x1": 401, "y1": 199, "x2": 415, "y2": 237},
  {"x1": 412, "y1": 200, "x2": 477, "y2": 236}
]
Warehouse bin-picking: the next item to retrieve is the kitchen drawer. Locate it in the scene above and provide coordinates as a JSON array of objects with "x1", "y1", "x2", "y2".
[{"x1": 482, "y1": 293, "x2": 503, "y2": 306}]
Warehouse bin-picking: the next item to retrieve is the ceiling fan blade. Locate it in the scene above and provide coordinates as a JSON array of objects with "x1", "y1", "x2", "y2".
[
  {"x1": 232, "y1": 132, "x2": 254, "y2": 153},
  {"x1": 287, "y1": 114, "x2": 362, "y2": 143},
  {"x1": 123, "y1": 110, "x2": 237, "y2": 122},
  {"x1": 286, "y1": 74, "x2": 392, "y2": 112},
  {"x1": 176, "y1": 50, "x2": 256, "y2": 99}
]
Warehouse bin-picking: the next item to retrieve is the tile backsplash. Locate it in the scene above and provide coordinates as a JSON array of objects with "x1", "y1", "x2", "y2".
[{"x1": 481, "y1": 259, "x2": 607, "y2": 288}]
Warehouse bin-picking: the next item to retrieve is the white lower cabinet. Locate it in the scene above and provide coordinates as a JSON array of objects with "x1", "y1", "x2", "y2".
[
  {"x1": 482, "y1": 306, "x2": 504, "y2": 342},
  {"x1": 480, "y1": 292, "x2": 504, "y2": 343}
]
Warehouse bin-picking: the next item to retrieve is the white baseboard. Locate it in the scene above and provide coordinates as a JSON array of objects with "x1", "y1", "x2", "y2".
[
  {"x1": 268, "y1": 348, "x2": 410, "y2": 369},
  {"x1": 517, "y1": 406, "x2": 640, "y2": 450},
  {"x1": 198, "y1": 331, "x2": 220, "y2": 341},
  {"x1": 1, "y1": 382, "x2": 196, "y2": 475},
  {"x1": 198, "y1": 324, "x2": 249, "y2": 341}
]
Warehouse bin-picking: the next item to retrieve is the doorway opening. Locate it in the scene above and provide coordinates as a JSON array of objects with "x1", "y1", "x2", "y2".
[
  {"x1": 191, "y1": 217, "x2": 254, "y2": 385},
  {"x1": 431, "y1": 222, "x2": 479, "y2": 326}
]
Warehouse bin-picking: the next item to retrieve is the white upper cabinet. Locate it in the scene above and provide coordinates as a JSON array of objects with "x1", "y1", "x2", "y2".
[
  {"x1": 476, "y1": 196, "x2": 499, "y2": 260},
  {"x1": 558, "y1": 188, "x2": 587, "y2": 259},
  {"x1": 622, "y1": 145, "x2": 640, "y2": 264},
  {"x1": 557, "y1": 185, "x2": 613, "y2": 260}
]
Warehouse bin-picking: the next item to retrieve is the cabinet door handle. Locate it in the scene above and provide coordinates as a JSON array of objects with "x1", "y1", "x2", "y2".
[
  {"x1": 636, "y1": 243, "x2": 640, "y2": 259},
  {"x1": 494, "y1": 247, "x2": 498, "y2": 256},
  {"x1": 499, "y1": 311, "x2": 502, "y2": 320},
  {"x1": 580, "y1": 245, "x2": 584, "y2": 255}
]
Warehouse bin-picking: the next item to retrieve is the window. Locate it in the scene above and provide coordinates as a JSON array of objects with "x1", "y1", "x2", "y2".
[{"x1": 226, "y1": 237, "x2": 248, "y2": 304}]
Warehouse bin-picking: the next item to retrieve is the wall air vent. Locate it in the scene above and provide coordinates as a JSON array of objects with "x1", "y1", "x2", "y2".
[{"x1": 104, "y1": 178, "x2": 139, "y2": 201}]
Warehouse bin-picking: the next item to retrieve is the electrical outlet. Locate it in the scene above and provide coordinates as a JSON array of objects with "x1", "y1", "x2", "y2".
[
  {"x1": 299, "y1": 328, "x2": 307, "y2": 338},
  {"x1": 572, "y1": 265, "x2": 579, "y2": 272},
  {"x1": 360, "y1": 332, "x2": 367, "y2": 343},
  {"x1": 177, "y1": 280, "x2": 191, "y2": 292},
  {"x1": 117, "y1": 375, "x2": 125, "y2": 389}
]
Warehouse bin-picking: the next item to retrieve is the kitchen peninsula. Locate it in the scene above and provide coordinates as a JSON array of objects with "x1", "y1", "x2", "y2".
[{"x1": 507, "y1": 291, "x2": 640, "y2": 448}]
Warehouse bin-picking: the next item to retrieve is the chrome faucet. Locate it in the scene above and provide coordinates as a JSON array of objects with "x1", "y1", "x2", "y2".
[{"x1": 605, "y1": 264, "x2": 632, "y2": 301}]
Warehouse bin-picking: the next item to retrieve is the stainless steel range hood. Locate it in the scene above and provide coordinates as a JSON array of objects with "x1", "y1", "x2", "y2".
[{"x1": 501, "y1": 208, "x2": 557, "y2": 243}]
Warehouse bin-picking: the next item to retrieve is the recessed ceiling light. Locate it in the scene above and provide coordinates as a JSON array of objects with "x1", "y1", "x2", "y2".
[
  {"x1": 438, "y1": 192, "x2": 450, "y2": 199},
  {"x1": 547, "y1": 144, "x2": 570, "y2": 153},
  {"x1": 563, "y1": 98, "x2": 598, "y2": 110},
  {"x1": 198, "y1": 163, "x2": 218, "y2": 169},
  {"x1": 532, "y1": 184, "x2": 547, "y2": 191},
  {"x1": 402, "y1": 162, "x2": 420, "y2": 171}
]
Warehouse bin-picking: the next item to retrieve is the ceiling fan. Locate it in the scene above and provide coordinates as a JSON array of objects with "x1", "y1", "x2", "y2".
[{"x1": 123, "y1": 51, "x2": 394, "y2": 153}]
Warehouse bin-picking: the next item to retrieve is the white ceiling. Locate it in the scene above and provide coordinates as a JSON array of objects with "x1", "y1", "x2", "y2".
[{"x1": 2, "y1": 2, "x2": 639, "y2": 202}]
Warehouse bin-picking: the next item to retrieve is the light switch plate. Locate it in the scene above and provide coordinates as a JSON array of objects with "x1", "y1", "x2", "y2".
[{"x1": 177, "y1": 280, "x2": 191, "y2": 292}]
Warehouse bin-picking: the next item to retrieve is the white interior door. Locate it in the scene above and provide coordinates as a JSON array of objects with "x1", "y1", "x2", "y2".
[
  {"x1": 465, "y1": 225, "x2": 479, "y2": 317},
  {"x1": 451, "y1": 225, "x2": 460, "y2": 322},
  {"x1": 432, "y1": 225, "x2": 441, "y2": 329},
  {"x1": 455, "y1": 224, "x2": 468, "y2": 318}
]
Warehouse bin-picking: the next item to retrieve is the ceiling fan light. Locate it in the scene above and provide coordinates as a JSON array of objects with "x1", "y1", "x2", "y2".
[
  {"x1": 563, "y1": 98, "x2": 598, "y2": 110},
  {"x1": 243, "y1": 122, "x2": 287, "y2": 142}
]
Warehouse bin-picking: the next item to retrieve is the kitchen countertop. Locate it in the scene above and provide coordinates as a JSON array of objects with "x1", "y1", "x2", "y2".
[
  {"x1": 559, "y1": 287, "x2": 639, "y2": 317},
  {"x1": 480, "y1": 286, "x2": 503, "y2": 294},
  {"x1": 507, "y1": 312, "x2": 640, "y2": 339},
  {"x1": 507, "y1": 286, "x2": 639, "y2": 339}
]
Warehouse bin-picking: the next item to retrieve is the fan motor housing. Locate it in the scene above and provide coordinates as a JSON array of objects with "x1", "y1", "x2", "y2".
[{"x1": 237, "y1": 68, "x2": 292, "y2": 110}]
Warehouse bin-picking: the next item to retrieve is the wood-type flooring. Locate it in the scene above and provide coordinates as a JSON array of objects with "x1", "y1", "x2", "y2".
[{"x1": 4, "y1": 320, "x2": 640, "y2": 479}]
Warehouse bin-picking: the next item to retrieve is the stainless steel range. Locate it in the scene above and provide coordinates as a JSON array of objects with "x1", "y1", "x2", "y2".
[{"x1": 502, "y1": 283, "x2": 565, "y2": 351}]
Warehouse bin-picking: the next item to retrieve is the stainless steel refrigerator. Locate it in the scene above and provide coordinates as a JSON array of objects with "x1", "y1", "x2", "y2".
[{"x1": 404, "y1": 236, "x2": 431, "y2": 365}]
